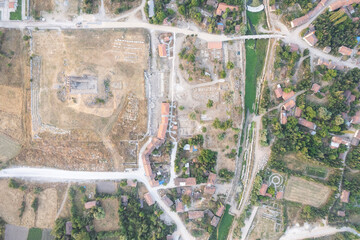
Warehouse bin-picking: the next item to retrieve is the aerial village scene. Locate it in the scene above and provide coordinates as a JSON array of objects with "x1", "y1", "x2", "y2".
[{"x1": 0, "y1": 0, "x2": 360, "y2": 239}]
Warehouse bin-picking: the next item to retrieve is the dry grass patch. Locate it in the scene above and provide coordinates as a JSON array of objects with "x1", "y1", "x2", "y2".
[
  {"x1": 94, "y1": 198, "x2": 120, "y2": 232},
  {"x1": 284, "y1": 176, "x2": 332, "y2": 207}
]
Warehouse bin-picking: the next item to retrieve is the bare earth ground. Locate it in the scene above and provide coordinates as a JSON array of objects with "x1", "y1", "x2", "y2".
[
  {"x1": 42, "y1": 0, "x2": 81, "y2": 21},
  {"x1": 11, "y1": 28, "x2": 149, "y2": 171},
  {"x1": 30, "y1": 0, "x2": 55, "y2": 18},
  {"x1": 93, "y1": 198, "x2": 120, "y2": 232},
  {"x1": 176, "y1": 39, "x2": 242, "y2": 173},
  {"x1": 284, "y1": 176, "x2": 332, "y2": 208},
  {"x1": 104, "y1": 0, "x2": 141, "y2": 16},
  {"x1": 0, "y1": 29, "x2": 27, "y2": 143},
  {"x1": 0, "y1": 180, "x2": 67, "y2": 229}
]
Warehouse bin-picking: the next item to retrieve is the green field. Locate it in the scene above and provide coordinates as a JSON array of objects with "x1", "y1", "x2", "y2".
[
  {"x1": 306, "y1": 166, "x2": 327, "y2": 178},
  {"x1": 244, "y1": 39, "x2": 268, "y2": 113},
  {"x1": 27, "y1": 228, "x2": 42, "y2": 240},
  {"x1": 10, "y1": 0, "x2": 22, "y2": 20},
  {"x1": 217, "y1": 205, "x2": 234, "y2": 240},
  {"x1": 247, "y1": 11, "x2": 265, "y2": 28}
]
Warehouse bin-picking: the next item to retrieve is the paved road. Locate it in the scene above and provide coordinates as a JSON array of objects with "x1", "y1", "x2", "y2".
[{"x1": 0, "y1": 166, "x2": 194, "y2": 240}]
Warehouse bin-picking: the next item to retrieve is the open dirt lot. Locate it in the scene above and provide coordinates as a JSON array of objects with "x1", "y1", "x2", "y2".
[
  {"x1": 0, "y1": 180, "x2": 67, "y2": 229},
  {"x1": 30, "y1": 0, "x2": 55, "y2": 19},
  {"x1": 104, "y1": 0, "x2": 141, "y2": 16},
  {"x1": 0, "y1": 29, "x2": 27, "y2": 143},
  {"x1": 32, "y1": 29, "x2": 148, "y2": 130},
  {"x1": 0, "y1": 133, "x2": 21, "y2": 162},
  {"x1": 94, "y1": 198, "x2": 120, "y2": 232},
  {"x1": 284, "y1": 176, "x2": 332, "y2": 207},
  {"x1": 13, "y1": 28, "x2": 149, "y2": 170}
]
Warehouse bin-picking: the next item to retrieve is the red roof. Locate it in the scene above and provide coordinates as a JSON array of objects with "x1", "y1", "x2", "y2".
[
  {"x1": 276, "y1": 192, "x2": 284, "y2": 200},
  {"x1": 259, "y1": 184, "x2": 268, "y2": 196},
  {"x1": 282, "y1": 91, "x2": 295, "y2": 101},
  {"x1": 280, "y1": 110, "x2": 287, "y2": 125},
  {"x1": 283, "y1": 100, "x2": 296, "y2": 111},
  {"x1": 311, "y1": 83, "x2": 321, "y2": 93},
  {"x1": 298, "y1": 118, "x2": 316, "y2": 130},
  {"x1": 188, "y1": 211, "x2": 204, "y2": 220},
  {"x1": 176, "y1": 200, "x2": 184, "y2": 212},
  {"x1": 284, "y1": 100, "x2": 296, "y2": 111},
  {"x1": 340, "y1": 190, "x2": 350, "y2": 203},
  {"x1": 295, "y1": 107, "x2": 302, "y2": 118},
  {"x1": 274, "y1": 87, "x2": 283, "y2": 99},
  {"x1": 84, "y1": 201, "x2": 97, "y2": 209},
  {"x1": 174, "y1": 177, "x2": 196, "y2": 186},
  {"x1": 338, "y1": 46, "x2": 352, "y2": 56},
  {"x1": 208, "y1": 42, "x2": 222, "y2": 49},
  {"x1": 144, "y1": 192, "x2": 155, "y2": 206},
  {"x1": 8, "y1": 2, "x2": 15, "y2": 9},
  {"x1": 161, "y1": 102, "x2": 170, "y2": 115},
  {"x1": 216, "y1": 204, "x2": 225, "y2": 216},
  {"x1": 204, "y1": 186, "x2": 216, "y2": 195},
  {"x1": 303, "y1": 31, "x2": 318, "y2": 46},
  {"x1": 216, "y1": 3, "x2": 238, "y2": 15},
  {"x1": 329, "y1": 0, "x2": 360, "y2": 11},
  {"x1": 207, "y1": 173, "x2": 216, "y2": 185},
  {"x1": 158, "y1": 44, "x2": 167, "y2": 57}
]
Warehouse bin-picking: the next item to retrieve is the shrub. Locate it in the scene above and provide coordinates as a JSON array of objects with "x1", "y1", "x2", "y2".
[{"x1": 31, "y1": 198, "x2": 39, "y2": 212}]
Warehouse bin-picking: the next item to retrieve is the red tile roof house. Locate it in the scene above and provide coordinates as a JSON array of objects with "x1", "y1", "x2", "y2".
[
  {"x1": 174, "y1": 177, "x2": 196, "y2": 186},
  {"x1": 329, "y1": 0, "x2": 360, "y2": 12},
  {"x1": 283, "y1": 100, "x2": 296, "y2": 111},
  {"x1": 188, "y1": 211, "x2": 204, "y2": 220},
  {"x1": 216, "y1": 3, "x2": 239, "y2": 16},
  {"x1": 204, "y1": 186, "x2": 216, "y2": 195},
  {"x1": 340, "y1": 190, "x2": 350, "y2": 203},
  {"x1": 338, "y1": 46, "x2": 352, "y2": 56},
  {"x1": 176, "y1": 200, "x2": 185, "y2": 213},
  {"x1": 331, "y1": 136, "x2": 351, "y2": 149},
  {"x1": 295, "y1": 107, "x2": 302, "y2": 118},
  {"x1": 166, "y1": 235, "x2": 174, "y2": 240},
  {"x1": 280, "y1": 110, "x2": 287, "y2": 125},
  {"x1": 311, "y1": 83, "x2": 321, "y2": 93},
  {"x1": 290, "y1": 0, "x2": 329, "y2": 27},
  {"x1": 351, "y1": 111, "x2": 360, "y2": 124},
  {"x1": 303, "y1": 31, "x2": 318, "y2": 46},
  {"x1": 211, "y1": 216, "x2": 220, "y2": 227},
  {"x1": 259, "y1": 183, "x2": 269, "y2": 196},
  {"x1": 274, "y1": 85, "x2": 283, "y2": 99},
  {"x1": 298, "y1": 118, "x2": 317, "y2": 131},
  {"x1": 144, "y1": 192, "x2": 155, "y2": 206},
  {"x1": 282, "y1": 91, "x2": 295, "y2": 101},
  {"x1": 216, "y1": 204, "x2": 225, "y2": 217},
  {"x1": 207, "y1": 172, "x2": 216, "y2": 185},
  {"x1": 84, "y1": 201, "x2": 97, "y2": 209}
]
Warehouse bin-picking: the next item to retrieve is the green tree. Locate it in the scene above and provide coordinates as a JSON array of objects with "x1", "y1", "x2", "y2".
[
  {"x1": 226, "y1": 61, "x2": 234, "y2": 69},
  {"x1": 207, "y1": 99, "x2": 213, "y2": 108}
]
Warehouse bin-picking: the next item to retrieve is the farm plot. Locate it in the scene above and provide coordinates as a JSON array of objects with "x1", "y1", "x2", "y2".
[
  {"x1": 0, "y1": 133, "x2": 21, "y2": 162},
  {"x1": 93, "y1": 198, "x2": 120, "y2": 232},
  {"x1": 284, "y1": 176, "x2": 332, "y2": 207}
]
